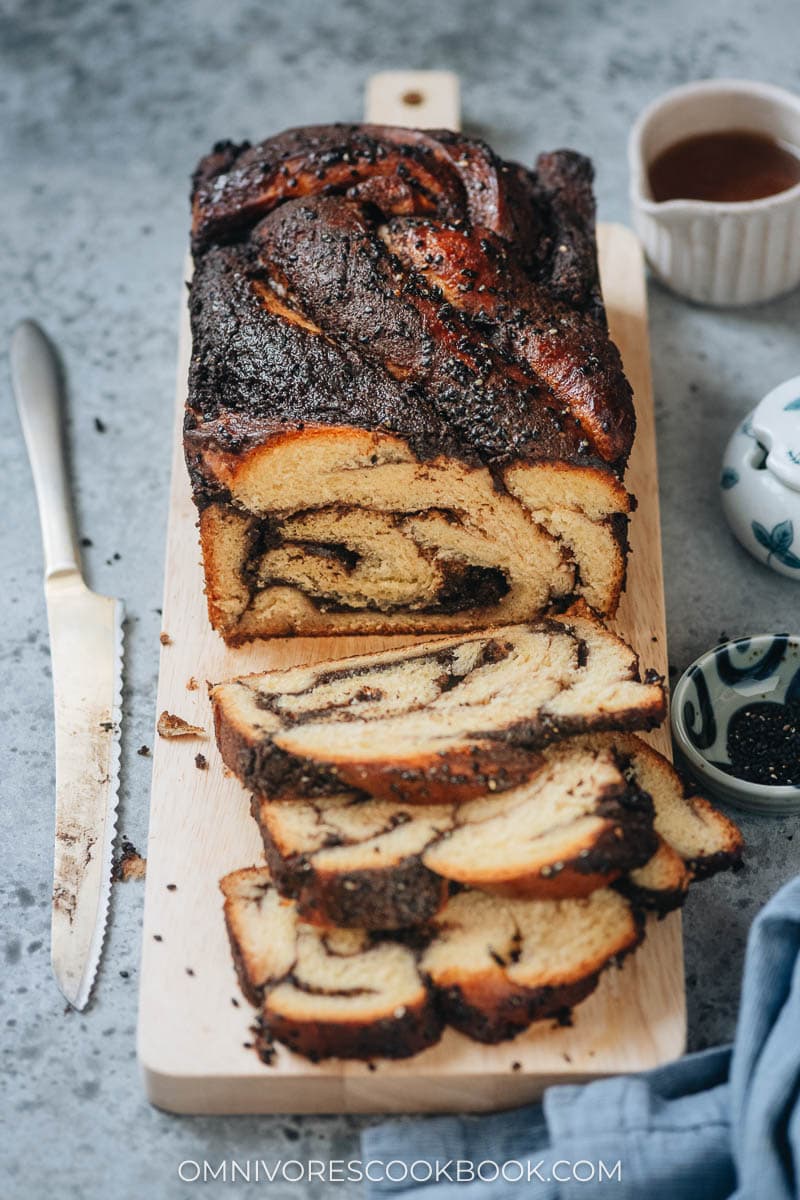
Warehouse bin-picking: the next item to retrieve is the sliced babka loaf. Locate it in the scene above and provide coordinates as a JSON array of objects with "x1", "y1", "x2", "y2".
[
  {"x1": 222, "y1": 867, "x2": 441, "y2": 1060},
  {"x1": 221, "y1": 866, "x2": 643, "y2": 1058},
  {"x1": 187, "y1": 126, "x2": 636, "y2": 643},
  {"x1": 211, "y1": 611, "x2": 665, "y2": 803},
  {"x1": 248, "y1": 733, "x2": 742, "y2": 927},
  {"x1": 250, "y1": 741, "x2": 658, "y2": 928}
]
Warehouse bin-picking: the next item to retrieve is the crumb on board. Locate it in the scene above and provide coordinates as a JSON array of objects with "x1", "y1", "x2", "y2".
[
  {"x1": 112, "y1": 839, "x2": 146, "y2": 882},
  {"x1": 137, "y1": 744, "x2": 151, "y2": 757},
  {"x1": 160, "y1": 632, "x2": 173, "y2": 646},
  {"x1": 157, "y1": 711, "x2": 205, "y2": 739},
  {"x1": 186, "y1": 677, "x2": 199, "y2": 691},
  {"x1": 195, "y1": 753, "x2": 208, "y2": 770}
]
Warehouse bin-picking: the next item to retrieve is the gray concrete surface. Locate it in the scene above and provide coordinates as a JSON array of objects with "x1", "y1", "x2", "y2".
[{"x1": 2, "y1": 0, "x2": 799, "y2": 1195}]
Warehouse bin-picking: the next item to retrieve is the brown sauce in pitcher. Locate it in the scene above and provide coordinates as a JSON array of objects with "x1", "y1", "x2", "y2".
[{"x1": 649, "y1": 129, "x2": 800, "y2": 203}]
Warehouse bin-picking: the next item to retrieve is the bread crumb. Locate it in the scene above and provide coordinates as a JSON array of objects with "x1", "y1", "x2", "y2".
[
  {"x1": 195, "y1": 753, "x2": 208, "y2": 770},
  {"x1": 160, "y1": 632, "x2": 173, "y2": 646},
  {"x1": 137, "y1": 744, "x2": 150, "y2": 757},
  {"x1": 112, "y1": 839, "x2": 146, "y2": 882},
  {"x1": 157, "y1": 711, "x2": 205, "y2": 739},
  {"x1": 186, "y1": 677, "x2": 199, "y2": 691}
]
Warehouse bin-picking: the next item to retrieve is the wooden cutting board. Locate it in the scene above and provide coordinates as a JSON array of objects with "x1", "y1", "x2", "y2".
[{"x1": 137, "y1": 75, "x2": 685, "y2": 1115}]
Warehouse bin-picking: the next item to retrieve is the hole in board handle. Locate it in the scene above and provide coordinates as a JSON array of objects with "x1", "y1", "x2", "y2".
[{"x1": 402, "y1": 90, "x2": 425, "y2": 107}]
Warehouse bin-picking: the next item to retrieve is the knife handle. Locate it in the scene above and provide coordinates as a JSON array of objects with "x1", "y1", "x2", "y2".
[{"x1": 11, "y1": 320, "x2": 81, "y2": 580}]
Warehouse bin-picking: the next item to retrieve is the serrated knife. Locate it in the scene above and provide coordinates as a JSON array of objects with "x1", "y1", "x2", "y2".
[{"x1": 11, "y1": 320, "x2": 124, "y2": 1010}]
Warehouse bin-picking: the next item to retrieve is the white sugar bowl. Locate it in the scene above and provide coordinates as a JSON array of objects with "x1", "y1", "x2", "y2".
[{"x1": 721, "y1": 375, "x2": 800, "y2": 579}]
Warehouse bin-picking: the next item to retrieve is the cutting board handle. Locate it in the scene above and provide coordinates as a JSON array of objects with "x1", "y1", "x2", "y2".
[{"x1": 365, "y1": 71, "x2": 461, "y2": 130}]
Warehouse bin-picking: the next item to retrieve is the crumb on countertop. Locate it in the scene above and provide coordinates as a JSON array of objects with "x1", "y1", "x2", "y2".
[
  {"x1": 186, "y1": 677, "x2": 198, "y2": 691},
  {"x1": 112, "y1": 839, "x2": 147, "y2": 882},
  {"x1": 195, "y1": 753, "x2": 208, "y2": 770},
  {"x1": 160, "y1": 632, "x2": 173, "y2": 646},
  {"x1": 137, "y1": 744, "x2": 150, "y2": 757}
]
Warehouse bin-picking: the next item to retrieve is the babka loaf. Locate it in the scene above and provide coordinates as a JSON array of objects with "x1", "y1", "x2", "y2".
[
  {"x1": 211, "y1": 611, "x2": 665, "y2": 803},
  {"x1": 221, "y1": 866, "x2": 643, "y2": 1057},
  {"x1": 187, "y1": 125, "x2": 636, "y2": 643},
  {"x1": 249, "y1": 733, "x2": 742, "y2": 928}
]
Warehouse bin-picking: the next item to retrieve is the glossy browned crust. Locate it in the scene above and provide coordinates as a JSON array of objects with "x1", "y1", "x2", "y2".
[
  {"x1": 186, "y1": 125, "x2": 635, "y2": 507},
  {"x1": 252, "y1": 796, "x2": 449, "y2": 931}
]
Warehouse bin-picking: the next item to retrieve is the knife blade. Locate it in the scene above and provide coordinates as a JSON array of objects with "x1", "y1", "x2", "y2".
[{"x1": 11, "y1": 319, "x2": 124, "y2": 1011}]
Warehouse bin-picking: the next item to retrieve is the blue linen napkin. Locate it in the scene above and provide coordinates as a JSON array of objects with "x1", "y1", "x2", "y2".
[{"x1": 361, "y1": 876, "x2": 800, "y2": 1198}]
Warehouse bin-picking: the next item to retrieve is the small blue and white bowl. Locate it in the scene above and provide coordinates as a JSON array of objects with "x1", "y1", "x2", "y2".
[
  {"x1": 721, "y1": 375, "x2": 800, "y2": 580},
  {"x1": 672, "y1": 635, "x2": 800, "y2": 814}
]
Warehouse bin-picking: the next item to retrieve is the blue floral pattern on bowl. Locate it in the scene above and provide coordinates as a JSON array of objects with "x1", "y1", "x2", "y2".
[
  {"x1": 720, "y1": 376, "x2": 800, "y2": 581},
  {"x1": 672, "y1": 635, "x2": 800, "y2": 814}
]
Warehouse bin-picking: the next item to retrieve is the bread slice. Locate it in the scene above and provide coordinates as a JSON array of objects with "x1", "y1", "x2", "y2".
[
  {"x1": 221, "y1": 866, "x2": 643, "y2": 1057},
  {"x1": 251, "y1": 741, "x2": 658, "y2": 928},
  {"x1": 620, "y1": 840, "x2": 692, "y2": 914},
  {"x1": 421, "y1": 886, "x2": 643, "y2": 1043},
  {"x1": 248, "y1": 732, "x2": 742, "y2": 927},
  {"x1": 606, "y1": 733, "x2": 743, "y2": 913},
  {"x1": 211, "y1": 611, "x2": 665, "y2": 803},
  {"x1": 221, "y1": 867, "x2": 442, "y2": 1061}
]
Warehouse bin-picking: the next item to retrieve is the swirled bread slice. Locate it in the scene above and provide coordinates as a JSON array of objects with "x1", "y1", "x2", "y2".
[
  {"x1": 607, "y1": 734, "x2": 743, "y2": 913},
  {"x1": 251, "y1": 741, "x2": 658, "y2": 928},
  {"x1": 421, "y1": 886, "x2": 643, "y2": 1043},
  {"x1": 188, "y1": 129, "x2": 636, "y2": 643},
  {"x1": 221, "y1": 867, "x2": 643, "y2": 1058},
  {"x1": 249, "y1": 734, "x2": 742, "y2": 927},
  {"x1": 222, "y1": 867, "x2": 442, "y2": 1061},
  {"x1": 211, "y1": 612, "x2": 665, "y2": 803}
]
